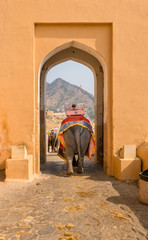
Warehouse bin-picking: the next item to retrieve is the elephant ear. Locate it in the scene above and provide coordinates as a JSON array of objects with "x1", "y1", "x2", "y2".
[
  {"x1": 58, "y1": 134, "x2": 65, "y2": 148},
  {"x1": 86, "y1": 135, "x2": 96, "y2": 159},
  {"x1": 58, "y1": 134, "x2": 66, "y2": 161}
]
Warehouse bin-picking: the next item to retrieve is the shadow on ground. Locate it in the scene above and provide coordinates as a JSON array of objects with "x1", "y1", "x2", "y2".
[{"x1": 42, "y1": 154, "x2": 148, "y2": 231}]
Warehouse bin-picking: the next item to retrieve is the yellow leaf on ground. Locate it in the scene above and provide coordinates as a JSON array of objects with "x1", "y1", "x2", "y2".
[
  {"x1": 66, "y1": 205, "x2": 84, "y2": 211},
  {"x1": 74, "y1": 234, "x2": 81, "y2": 239},
  {"x1": 57, "y1": 225, "x2": 66, "y2": 230},
  {"x1": 65, "y1": 237, "x2": 76, "y2": 240},
  {"x1": 65, "y1": 223, "x2": 74, "y2": 229},
  {"x1": 64, "y1": 232, "x2": 73, "y2": 236},
  {"x1": 110, "y1": 210, "x2": 127, "y2": 220}
]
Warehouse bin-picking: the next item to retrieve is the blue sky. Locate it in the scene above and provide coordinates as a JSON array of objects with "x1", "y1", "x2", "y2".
[{"x1": 46, "y1": 60, "x2": 94, "y2": 95}]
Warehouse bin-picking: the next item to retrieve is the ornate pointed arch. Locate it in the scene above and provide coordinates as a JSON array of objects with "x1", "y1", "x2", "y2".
[{"x1": 39, "y1": 41, "x2": 111, "y2": 175}]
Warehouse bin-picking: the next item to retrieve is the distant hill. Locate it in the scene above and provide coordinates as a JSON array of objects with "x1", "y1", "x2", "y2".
[{"x1": 46, "y1": 78, "x2": 94, "y2": 120}]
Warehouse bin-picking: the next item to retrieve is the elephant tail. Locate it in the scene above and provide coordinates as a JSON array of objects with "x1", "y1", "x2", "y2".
[{"x1": 74, "y1": 127, "x2": 83, "y2": 159}]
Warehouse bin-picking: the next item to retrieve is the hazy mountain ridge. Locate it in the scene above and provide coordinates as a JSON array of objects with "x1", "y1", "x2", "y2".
[{"x1": 46, "y1": 78, "x2": 94, "y2": 120}]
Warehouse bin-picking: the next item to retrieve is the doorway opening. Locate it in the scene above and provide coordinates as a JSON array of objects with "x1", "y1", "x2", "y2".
[
  {"x1": 39, "y1": 42, "x2": 105, "y2": 171},
  {"x1": 46, "y1": 60, "x2": 95, "y2": 157}
]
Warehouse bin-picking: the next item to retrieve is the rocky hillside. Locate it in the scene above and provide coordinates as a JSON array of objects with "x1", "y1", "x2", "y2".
[{"x1": 46, "y1": 78, "x2": 94, "y2": 120}]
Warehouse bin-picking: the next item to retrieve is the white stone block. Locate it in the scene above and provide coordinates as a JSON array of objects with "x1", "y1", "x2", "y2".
[
  {"x1": 119, "y1": 145, "x2": 136, "y2": 159},
  {"x1": 11, "y1": 145, "x2": 27, "y2": 159}
]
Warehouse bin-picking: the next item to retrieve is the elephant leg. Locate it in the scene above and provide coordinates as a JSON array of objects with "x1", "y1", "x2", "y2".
[
  {"x1": 75, "y1": 126, "x2": 91, "y2": 174},
  {"x1": 73, "y1": 126, "x2": 85, "y2": 174},
  {"x1": 67, "y1": 157, "x2": 74, "y2": 175},
  {"x1": 78, "y1": 156, "x2": 85, "y2": 174},
  {"x1": 64, "y1": 128, "x2": 76, "y2": 175}
]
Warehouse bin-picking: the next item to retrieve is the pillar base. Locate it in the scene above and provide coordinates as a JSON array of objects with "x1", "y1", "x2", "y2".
[
  {"x1": 113, "y1": 154, "x2": 141, "y2": 180},
  {"x1": 139, "y1": 179, "x2": 148, "y2": 205},
  {"x1": 5, "y1": 157, "x2": 34, "y2": 183}
]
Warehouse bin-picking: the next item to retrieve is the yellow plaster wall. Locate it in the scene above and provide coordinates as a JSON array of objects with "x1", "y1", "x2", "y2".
[
  {"x1": 35, "y1": 23, "x2": 112, "y2": 174},
  {"x1": 0, "y1": 0, "x2": 148, "y2": 175}
]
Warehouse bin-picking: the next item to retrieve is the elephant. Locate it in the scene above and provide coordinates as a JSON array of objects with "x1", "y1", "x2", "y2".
[
  {"x1": 63, "y1": 125, "x2": 91, "y2": 175},
  {"x1": 48, "y1": 129, "x2": 60, "y2": 153}
]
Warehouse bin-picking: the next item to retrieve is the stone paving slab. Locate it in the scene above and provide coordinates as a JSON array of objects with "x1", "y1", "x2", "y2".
[{"x1": 0, "y1": 155, "x2": 148, "y2": 240}]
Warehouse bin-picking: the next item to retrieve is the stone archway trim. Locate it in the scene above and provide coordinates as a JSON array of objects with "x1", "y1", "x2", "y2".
[{"x1": 38, "y1": 41, "x2": 112, "y2": 175}]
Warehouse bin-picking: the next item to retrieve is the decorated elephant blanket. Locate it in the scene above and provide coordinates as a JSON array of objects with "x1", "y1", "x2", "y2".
[{"x1": 58, "y1": 115, "x2": 96, "y2": 160}]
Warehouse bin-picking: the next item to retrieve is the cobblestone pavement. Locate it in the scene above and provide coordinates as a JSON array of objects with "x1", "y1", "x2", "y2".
[{"x1": 0, "y1": 155, "x2": 148, "y2": 240}]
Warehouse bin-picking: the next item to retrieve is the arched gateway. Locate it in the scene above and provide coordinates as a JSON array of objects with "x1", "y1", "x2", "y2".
[
  {"x1": 1, "y1": 2, "x2": 145, "y2": 183},
  {"x1": 39, "y1": 41, "x2": 112, "y2": 175}
]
